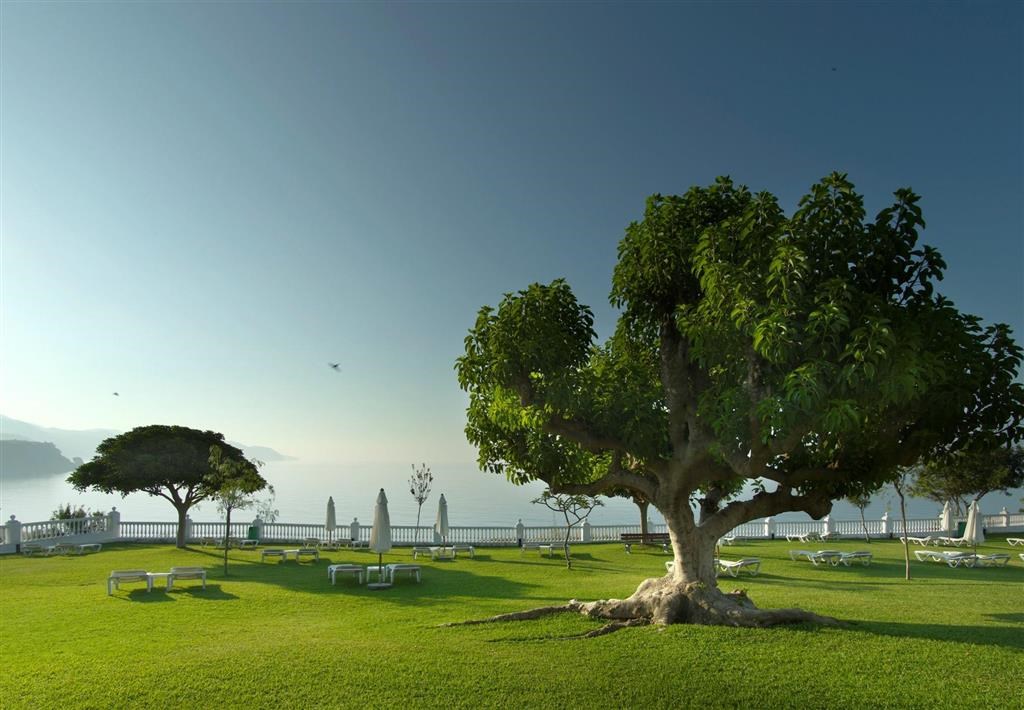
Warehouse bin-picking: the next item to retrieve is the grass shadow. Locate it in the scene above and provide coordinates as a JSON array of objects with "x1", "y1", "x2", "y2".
[
  {"x1": 850, "y1": 619, "x2": 1024, "y2": 651},
  {"x1": 169, "y1": 584, "x2": 239, "y2": 600}
]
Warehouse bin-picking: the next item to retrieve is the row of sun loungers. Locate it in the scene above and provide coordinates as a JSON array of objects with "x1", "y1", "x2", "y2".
[
  {"x1": 22, "y1": 542, "x2": 102, "y2": 556},
  {"x1": 913, "y1": 550, "x2": 1012, "y2": 567},
  {"x1": 789, "y1": 549, "x2": 873, "y2": 566}
]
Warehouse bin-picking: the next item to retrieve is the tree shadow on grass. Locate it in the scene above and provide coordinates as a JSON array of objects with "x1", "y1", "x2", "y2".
[
  {"x1": 985, "y1": 612, "x2": 1024, "y2": 624},
  {"x1": 115, "y1": 584, "x2": 239, "y2": 602},
  {"x1": 849, "y1": 618, "x2": 1024, "y2": 651}
]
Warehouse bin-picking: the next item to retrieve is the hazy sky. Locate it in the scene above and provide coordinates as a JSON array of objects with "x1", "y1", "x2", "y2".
[{"x1": 2, "y1": 2, "x2": 1021, "y2": 465}]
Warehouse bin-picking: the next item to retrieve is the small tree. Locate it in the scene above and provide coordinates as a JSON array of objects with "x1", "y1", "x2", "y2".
[
  {"x1": 533, "y1": 490, "x2": 603, "y2": 569},
  {"x1": 409, "y1": 463, "x2": 433, "y2": 542},
  {"x1": 253, "y1": 485, "x2": 280, "y2": 524},
  {"x1": 910, "y1": 446, "x2": 1024, "y2": 515},
  {"x1": 845, "y1": 492, "x2": 873, "y2": 543},
  {"x1": 207, "y1": 446, "x2": 266, "y2": 576},
  {"x1": 891, "y1": 468, "x2": 913, "y2": 581}
]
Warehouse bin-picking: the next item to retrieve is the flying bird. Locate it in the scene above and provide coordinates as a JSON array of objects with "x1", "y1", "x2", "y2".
[
  {"x1": 831, "y1": 67, "x2": 837, "y2": 72},
  {"x1": 328, "y1": 363, "x2": 341, "y2": 372},
  {"x1": 113, "y1": 392, "x2": 120, "y2": 396}
]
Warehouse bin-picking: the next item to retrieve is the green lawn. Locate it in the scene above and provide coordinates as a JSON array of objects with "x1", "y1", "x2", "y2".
[{"x1": 2, "y1": 539, "x2": 1022, "y2": 708}]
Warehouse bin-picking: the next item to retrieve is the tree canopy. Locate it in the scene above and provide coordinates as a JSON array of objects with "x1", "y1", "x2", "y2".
[
  {"x1": 69, "y1": 425, "x2": 266, "y2": 547},
  {"x1": 456, "y1": 173, "x2": 1024, "y2": 626},
  {"x1": 911, "y1": 446, "x2": 1024, "y2": 514}
]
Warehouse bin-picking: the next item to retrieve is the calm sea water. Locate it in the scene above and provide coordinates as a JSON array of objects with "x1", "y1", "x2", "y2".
[{"x1": 2, "y1": 460, "x2": 1019, "y2": 526}]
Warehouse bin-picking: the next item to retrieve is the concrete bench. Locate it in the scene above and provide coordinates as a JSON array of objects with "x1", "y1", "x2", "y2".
[
  {"x1": 108, "y1": 570, "x2": 152, "y2": 595},
  {"x1": 387, "y1": 564, "x2": 421, "y2": 583},
  {"x1": 168, "y1": 566, "x2": 207, "y2": 591},
  {"x1": 451, "y1": 544, "x2": 475, "y2": 559},
  {"x1": 261, "y1": 549, "x2": 287, "y2": 562},
  {"x1": 327, "y1": 564, "x2": 364, "y2": 585}
]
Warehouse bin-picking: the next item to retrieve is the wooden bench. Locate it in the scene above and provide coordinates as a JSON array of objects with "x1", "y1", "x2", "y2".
[{"x1": 621, "y1": 533, "x2": 670, "y2": 553}]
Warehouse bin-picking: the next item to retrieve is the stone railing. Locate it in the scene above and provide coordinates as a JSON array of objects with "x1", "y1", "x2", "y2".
[{"x1": 2, "y1": 507, "x2": 1022, "y2": 554}]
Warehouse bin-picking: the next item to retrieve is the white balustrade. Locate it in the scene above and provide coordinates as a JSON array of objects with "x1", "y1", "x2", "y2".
[{"x1": 5, "y1": 508, "x2": 1023, "y2": 551}]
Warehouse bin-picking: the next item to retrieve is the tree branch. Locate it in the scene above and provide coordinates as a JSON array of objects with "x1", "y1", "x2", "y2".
[
  {"x1": 703, "y1": 487, "x2": 832, "y2": 539},
  {"x1": 549, "y1": 455, "x2": 658, "y2": 501}
]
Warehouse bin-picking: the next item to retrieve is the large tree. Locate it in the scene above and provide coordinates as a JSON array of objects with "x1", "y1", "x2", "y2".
[
  {"x1": 68, "y1": 425, "x2": 266, "y2": 547},
  {"x1": 456, "y1": 173, "x2": 1024, "y2": 629},
  {"x1": 910, "y1": 446, "x2": 1024, "y2": 515}
]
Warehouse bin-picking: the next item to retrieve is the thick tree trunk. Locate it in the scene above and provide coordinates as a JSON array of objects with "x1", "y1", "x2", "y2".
[
  {"x1": 175, "y1": 504, "x2": 189, "y2": 548},
  {"x1": 448, "y1": 497, "x2": 842, "y2": 631}
]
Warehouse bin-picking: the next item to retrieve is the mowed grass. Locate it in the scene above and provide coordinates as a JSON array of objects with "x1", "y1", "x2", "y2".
[{"x1": 2, "y1": 539, "x2": 1022, "y2": 709}]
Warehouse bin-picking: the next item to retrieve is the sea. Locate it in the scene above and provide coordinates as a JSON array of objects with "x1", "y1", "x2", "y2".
[{"x1": 2, "y1": 460, "x2": 1020, "y2": 527}]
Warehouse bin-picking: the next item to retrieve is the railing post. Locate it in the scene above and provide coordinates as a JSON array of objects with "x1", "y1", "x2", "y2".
[
  {"x1": 252, "y1": 517, "x2": 264, "y2": 542},
  {"x1": 516, "y1": 519, "x2": 525, "y2": 547},
  {"x1": 6, "y1": 516, "x2": 22, "y2": 551},
  {"x1": 822, "y1": 515, "x2": 832, "y2": 538},
  {"x1": 107, "y1": 508, "x2": 121, "y2": 540},
  {"x1": 581, "y1": 520, "x2": 592, "y2": 543},
  {"x1": 880, "y1": 511, "x2": 890, "y2": 538},
  {"x1": 763, "y1": 516, "x2": 774, "y2": 540},
  {"x1": 185, "y1": 516, "x2": 194, "y2": 543},
  {"x1": 349, "y1": 518, "x2": 360, "y2": 543},
  {"x1": 999, "y1": 507, "x2": 1009, "y2": 529}
]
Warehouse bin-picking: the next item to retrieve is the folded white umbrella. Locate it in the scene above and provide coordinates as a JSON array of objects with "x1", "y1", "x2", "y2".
[
  {"x1": 435, "y1": 494, "x2": 449, "y2": 546},
  {"x1": 369, "y1": 489, "x2": 392, "y2": 586},
  {"x1": 963, "y1": 499, "x2": 985, "y2": 551},
  {"x1": 939, "y1": 500, "x2": 953, "y2": 536},
  {"x1": 325, "y1": 496, "x2": 337, "y2": 542}
]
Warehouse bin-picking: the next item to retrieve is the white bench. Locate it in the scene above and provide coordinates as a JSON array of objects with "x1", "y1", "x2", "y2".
[
  {"x1": 168, "y1": 566, "x2": 207, "y2": 591},
  {"x1": 108, "y1": 570, "x2": 152, "y2": 595},
  {"x1": 261, "y1": 549, "x2": 287, "y2": 562},
  {"x1": 327, "y1": 564, "x2": 364, "y2": 584},
  {"x1": 451, "y1": 544, "x2": 475, "y2": 559},
  {"x1": 538, "y1": 543, "x2": 567, "y2": 557},
  {"x1": 387, "y1": 564, "x2": 421, "y2": 583}
]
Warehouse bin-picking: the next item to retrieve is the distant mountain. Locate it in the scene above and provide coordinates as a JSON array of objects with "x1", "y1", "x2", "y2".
[
  {"x1": 0, "y1": 415, "x2": 117, "y2": 460},
  {"x1": 228, "y1": 443, "x2": 296, "y2": 463},
  {"x1": 0, "y1": 440, "x2": 77, "y2": 478},
  {"x1": 0, "y1": 415, "x2": 294, "y2": 464}
]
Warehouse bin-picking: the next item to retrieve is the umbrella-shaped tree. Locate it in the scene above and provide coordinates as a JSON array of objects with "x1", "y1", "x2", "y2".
[
  {"x1": 69, "y1": 425, "x2": 265, "y2": 548},
  {"x1": 456, "y1": 174, "x2": 1024, "y2": 630}
]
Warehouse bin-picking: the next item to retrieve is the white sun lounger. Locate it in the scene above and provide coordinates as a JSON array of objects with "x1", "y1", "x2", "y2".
[
  {"x1": 972, "y1": 554, "x2": 1010, "y2": 567},
  {"x1": 936, "y1": 536, "x2": 970, "y2": 547},
  {"x1": 1006, "y1": 538, "x2": 1024, "y2": 546},
  {"x1": 839, "y1": 551, "x2": 873, "y2": 566},
  {"x1": 716, "y1": 558, "x2": 761, "y2": 577},
  {"x1": 899, "y1": 536, "x2": 935, "y2": 547},
  {"x1": 789, "y1": 549, "x2": 843, "y2": 566},
  {"x1": 913, "y1": 549, "x2": 977, "y2": 567}
]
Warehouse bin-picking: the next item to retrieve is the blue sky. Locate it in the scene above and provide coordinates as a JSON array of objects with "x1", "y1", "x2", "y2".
[{"x1": 2, "y1": 2, "x2": 1021, "y2": 465}]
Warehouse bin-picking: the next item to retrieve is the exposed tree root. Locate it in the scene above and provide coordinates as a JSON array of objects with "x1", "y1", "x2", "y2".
[
  {"x1": 576, "y1": 617, "x2": 651, "y2": 638},
  {"x1": 440, "y1": 603, "x2": 581, "y2": 627},
  {"x1": 443, "y1": 577, "x2": 845, "y2": 632}
]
